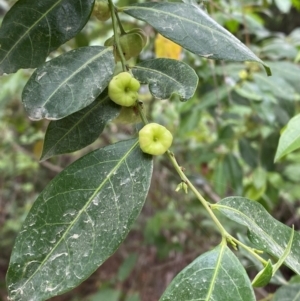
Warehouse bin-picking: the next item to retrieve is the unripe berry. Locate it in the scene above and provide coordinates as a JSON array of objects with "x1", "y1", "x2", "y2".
[
  {"x1": 139, "y1": 123, "x2": 173, "y2": 155},
  {"x1": 93, "y1": 0, "x2": 111, "y2": 21},
  {"x1": 108, "y1": 72, "x2": 140, "y2": 107}
]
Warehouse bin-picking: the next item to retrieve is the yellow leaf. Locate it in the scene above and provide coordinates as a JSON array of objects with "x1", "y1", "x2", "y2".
[
  {"x1": 33, "y1": 140, "x2": 44, "y2": 159},
  {"x1": 154, "y1": 34, "x2": 182, "y2": 60}
]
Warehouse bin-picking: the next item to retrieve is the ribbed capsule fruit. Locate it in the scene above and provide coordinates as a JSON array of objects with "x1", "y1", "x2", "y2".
[
  {"x1": 127, "y1": 28, "x2": 148, "y2": 47},
  {"x1": 93, "y1": 0, "x2": 111, "y2": 21},
  {"x1": 108, "y1": 72, "x2": 140, "y2": 107},
  {"x1": 104, "y1": 29, "x2": 148, "y2": 61},
  {"x1": 139, "y1": 123, "x2": 173, "y2": 155}
]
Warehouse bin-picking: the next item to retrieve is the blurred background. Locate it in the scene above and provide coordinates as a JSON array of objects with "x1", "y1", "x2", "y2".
[{"x1": 1, "y1": 0, "x2": 300, "y2": 300}]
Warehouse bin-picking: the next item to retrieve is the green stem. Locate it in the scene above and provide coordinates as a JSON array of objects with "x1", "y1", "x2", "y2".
[
  {"x1": 166, "y1": 150, "x2": 268, "y2": 265},
  {"x1": 228, "y1": 235, "x2": 268, "y2": 265},
  {"x1": 166, "y1": 150, "x2": 227, "y2": 236},
  {"x1": 108, "y1": 0, "x2": 127, "y2": 71},
  {"x1": 114, "y1": 7, "x2": 126, "y2": 35},
  {"x1": 136, "y1": 102, "x2": 149, "y2": 125}
]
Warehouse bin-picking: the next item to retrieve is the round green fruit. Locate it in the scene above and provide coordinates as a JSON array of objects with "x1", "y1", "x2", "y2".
[
  {"x1": 139, "y1": 123, "x2": 173, "y2": 155},
  {"x1": 108, "y1": 72, "x2": 140, "y2": 107},
  {"x1": 93, "y1": 0, "x2": 111, "y2": 21}
]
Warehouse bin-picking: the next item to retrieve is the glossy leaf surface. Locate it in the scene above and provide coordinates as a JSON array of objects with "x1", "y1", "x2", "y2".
[
  {"x1": 213, "y1": 197, "x2": 300, "y2": 274},
  {"x1": 22, "y1": 46, "x2": 115, "y2": 120},
  {"x1": 123, "y1": 2, "x2": 271, "y2": 75},
  {"x1": 0, "y1": 0, "x2": 94, "y2": 75},
  {"x1": 160, "y1": 244, "x2": 255, "y2": 301},
  {"x1": 6, "y1": 139, "x2": 153, "y2": 301},
  {"x1": 41, "y1": 91, "x2": 120, "y2": 161},
  {"x1": 275, "y1": 114, "x2": 300, "y2": 162},
  {"x1": 131, "y1": 58, "x2": 198, "y2": 101}
]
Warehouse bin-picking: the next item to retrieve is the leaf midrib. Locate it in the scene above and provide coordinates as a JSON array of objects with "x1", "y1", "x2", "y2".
[
  {"x1": 134, "y1": 65, "x2": 181, "y2": 85},
  {"x1": 205, "y1": 244, "x2": 225, "y2": 300},
  {"x1": 124, "y1": 4, "x2": 254, "y2": 55},
  {"x1": 213, "y1": 204, "x2": 287, "y2": 256},
  {"x1": 14, "y1": 139, "x2": 139, "y2": 297},
  {"x1": 39, "y1": 47, "x2": 112, "y2": 109},
  {"x1": 42, "y1": 95, "x2": 109, "y2": 159}
]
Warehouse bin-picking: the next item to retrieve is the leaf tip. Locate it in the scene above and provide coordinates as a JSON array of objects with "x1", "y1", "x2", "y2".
[{"x1": 264, "y1": 64, "x2": 272, "y2": 76}]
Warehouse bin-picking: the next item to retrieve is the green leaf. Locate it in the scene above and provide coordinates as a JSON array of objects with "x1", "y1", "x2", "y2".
[
  {"x1": 6, "y1": 139, "x2": 153, "y2": 301},
  {"x1": 253, "y1": 74, "x2": 299, "y2": 102},
  {"x1": 22, "y1": 46, "x2": 115, "y2": 120},
  {"x1": 273, "y1": 275, "x2": 300, "y2": 301},
  {"x1": 0, "y1": 0, "x2": 95, "y2": 75},
  {"x1": 89, "y1": 289, "x2": 121, "y2": 301},
  {"x1": 131, "y1": 59, "x2": 198, "y2": 101},
  {"x1": 274, "y1": 0, "x2": 292, "y2": 13},
  {"x1": 224, "y1": 154, "x2": 243, "y2": 195},
  {"x1": 272, "y1": 226, "x2": 294, "y2": 275},
  {"x1": 159, "y1": 243, "x2": 255, "y2": 301},
  {"x1": 40, "y1": 91, "x2": 120, "y2": 161},
  {"x1": 275, "y1": 114, "x2": 300, "y2": 162},
  {"x1": 213, "y1": 197, "x2": 300, "y2": 275},
  {"x1": 266, "y1": 62, "x2": 300, "y2": 93},
  {"x1": 122, "y1": 2, "x2": 271, "y2": 75},
  {"x1": 252, "y1": 167, "x2": 267, "y2": 190},
  {"x1": 117, "y1": 253, "x2": 138, "y2": 282},
  {"x1": 238, "y1": 138, "x2": 258, "y2": 168},
  {"x1": 212, "y1": 158, "x2": 227, "y2": 196},
  {"x1": 252, "y1": 260, "x2": 273, "y2": 287}
]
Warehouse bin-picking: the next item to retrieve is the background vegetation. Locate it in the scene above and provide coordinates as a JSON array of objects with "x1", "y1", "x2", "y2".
[{"x1": 0, "y1": 0, "x2": 300, "y2": 300}]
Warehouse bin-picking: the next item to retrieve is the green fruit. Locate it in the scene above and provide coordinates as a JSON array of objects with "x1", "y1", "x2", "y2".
[
  {"x1": 104, "y1": 30, "x2": 147, "y2": 61},
  {"x1": 108, "y1": 72, "x2": 140, "y2": 107},
  {"x1": 139, "y1": 123, "x2": 173, "y2": 155},
  {"x1": 93, "y1": 0, "x2": 111, "y2": 21},
  {"x1": 119, "y1": 33, "x2": 144, "y2": 60},
  {"x1": 127, "y1": 28, "x2": 148, "y2": 47}
]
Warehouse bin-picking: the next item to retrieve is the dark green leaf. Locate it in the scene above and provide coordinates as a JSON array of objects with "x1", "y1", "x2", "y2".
[
  {"x1": 22, "y1": 46, "x2": 115, "y2": 120},
  {"x1": 275, "y1": 114, "x2": 300, "y2": 162},
  {"x1": 224, "y1": 154, "x2": 243, "y2": 195},
  {"x1": 0, "y1": 0, "x2": 94, "y2": 75},
  {"x1": 6, "y1": 139, "x2": 153, "y2": 301},
  {"x1": 273, "y1": 275, "x2": 300, "y2": 301},
  {"x1": 213, "y1": 197, "x2": 300, "y2": 275},
  {"x1": 122, "y1": 2, "x2": 271, "y2": 75},
  {"x1": 159, "y1": 244, "x2": 255, "y2": 301},
  {"x1": 131, "y1": 59, "x2": 198, "y2": 101},
  {"x1": 40, "y1": 91, "x2": 120, "y2": 161},
  {"x1": 117, "y1": 253, "x2": 138, "y2": 282},
  {"x1": 212, "y1": 158, "x2": 227, "y2": 196},
  {"x1": 238, "y1": 138, "x2": 258, "y2": 168},
  {"x1": 252, "y1": 260, "x2": 273, "y2": 287}
]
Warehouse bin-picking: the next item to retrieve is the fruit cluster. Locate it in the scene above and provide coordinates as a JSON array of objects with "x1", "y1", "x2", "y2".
[{"x1": 108, "y1": 72, "x2": 173, "y2": 155}]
